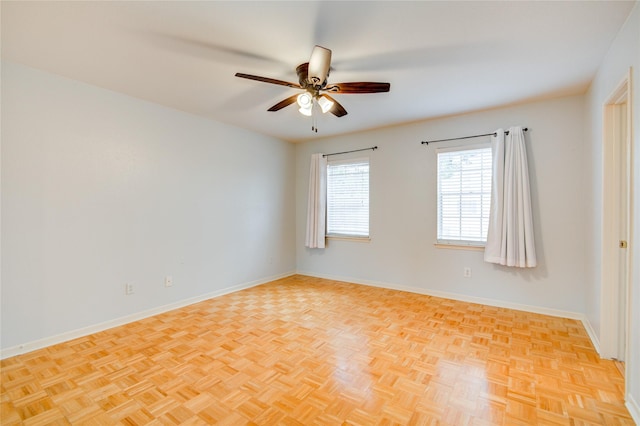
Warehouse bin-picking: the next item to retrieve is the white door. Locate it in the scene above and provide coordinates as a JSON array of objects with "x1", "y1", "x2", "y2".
[
  {"x1": 615, "y1": 100, "x2": 629, "y2": 362},
  {"x1": 601, "y1": 71, "x2": 632, "y2": 366}
]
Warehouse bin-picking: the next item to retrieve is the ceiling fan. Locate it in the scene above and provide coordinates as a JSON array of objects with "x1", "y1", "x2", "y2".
[{"x1": 235, "y1": 45, "x2": 390, "y2": 130}]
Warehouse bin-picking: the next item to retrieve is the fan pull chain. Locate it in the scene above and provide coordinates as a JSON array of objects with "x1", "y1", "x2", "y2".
[{"x1": 311, "y1": 103, "x2": 318, "y2": 133}]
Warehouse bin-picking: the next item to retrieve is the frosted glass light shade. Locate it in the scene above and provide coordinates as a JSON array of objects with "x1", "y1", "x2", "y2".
[
  {"x1": 298, "y1": 106, "x2": 312, "y2": 116},
  {"x1": 297, "y1": 92, "x2": 313, "y2": 108},
  {"x1": 318, "y1": 96, "x2": 334, "y2": 114},
  {"x1": 297, "y1": 92, "x2": 314, "y2": 116}
]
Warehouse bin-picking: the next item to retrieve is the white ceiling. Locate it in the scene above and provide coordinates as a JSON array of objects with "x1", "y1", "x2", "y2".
[{"x1": 2, "y1": 1, "x2": 635, "y2": 143}]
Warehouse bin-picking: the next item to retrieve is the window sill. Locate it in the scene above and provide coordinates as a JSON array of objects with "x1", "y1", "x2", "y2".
[
  {"x1": 326, "y1": 235, "x2": 371, "y2": 243},
  {"x1": 434, "y1": 243, "x2": 485, "y2": 251}
]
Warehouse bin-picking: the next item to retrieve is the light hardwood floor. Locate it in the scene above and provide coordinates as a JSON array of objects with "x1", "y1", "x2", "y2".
[{"x1": 0, "y1": 275, "x2": 634, "y2": 425}]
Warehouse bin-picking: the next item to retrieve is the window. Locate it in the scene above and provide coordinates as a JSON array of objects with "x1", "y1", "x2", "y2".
[
  {"x1": 436, "y1": 145, "x2": 492, "y2": 246},
  {"x1": 326, "y1": 158, "x2": 369, "y2": 238}
]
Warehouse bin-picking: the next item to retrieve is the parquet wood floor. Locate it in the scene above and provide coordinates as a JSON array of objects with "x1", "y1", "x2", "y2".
[{"x1": 1, "y1": 275, "x2": 634, "y2": 425}]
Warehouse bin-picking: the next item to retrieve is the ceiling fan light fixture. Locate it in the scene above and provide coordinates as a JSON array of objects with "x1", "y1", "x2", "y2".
[
  {"x1": 318, "y1": 96, "x2": 334, "y2": 114},
  {"x1": 297, "y1": 92, "x2": 313, "y2": 108},
  {"x1": 298, "y1": 106, "x2": 313, "y2": 116},
  {"x1": 297, "y1": 92, "x2": 314, "y2": 116}
]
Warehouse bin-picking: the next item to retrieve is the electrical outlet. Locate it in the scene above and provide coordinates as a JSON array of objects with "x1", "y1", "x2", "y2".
[
  {"x1": 125, "y1": 283, "x2": 135, "y2": 295},
  {"x1": 463, "y1": 267, "x2": 472, "y2": 278},
  {"x1": 165, "y1": 276, "x2": 173, "y2": 288}
]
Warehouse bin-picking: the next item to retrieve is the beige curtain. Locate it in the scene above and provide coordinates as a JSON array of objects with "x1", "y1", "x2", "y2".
[
  {"x1": 305, "y1": 153, "x2": 327, "y2": 248},
  {"x1": 484, "y1": 126, "x2": 537, "y2": 267}
]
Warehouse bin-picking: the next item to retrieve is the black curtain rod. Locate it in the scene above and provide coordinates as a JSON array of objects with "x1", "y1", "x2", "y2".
[
  {"x1": 421, "y1": 128, "x2": 528, "y2": 145},
  {"x1": 323, "y1": 146, "x2": 378, "y2": 158}
]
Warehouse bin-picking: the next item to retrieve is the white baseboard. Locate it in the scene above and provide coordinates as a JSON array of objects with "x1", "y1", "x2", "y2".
[
  {"x1": 297, "y1": 270, "x2": 600, "y2": 348},
  {"x1": 627, "y1": 394, "x2": 640, "y2": 425},
  {"x1": 0, "y1": 271, "x2": 295, "y2": 360},
  {"x1": 580, "y1": 315, "x2": 601, "y2": 355}
]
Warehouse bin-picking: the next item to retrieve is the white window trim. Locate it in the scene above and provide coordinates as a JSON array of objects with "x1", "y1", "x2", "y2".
[
  {"x1": 434, "y1": 242, "x2": 485, "y2": 251},
  {"x1": 436, "y1": 142, "x2": 489, "y2": 153},
  {"x1": 435, "y1": 142, "x2": 491, "y2": 249},
  {"x1": 326, "y1": 235, "x2": 371, "y2": 243}
]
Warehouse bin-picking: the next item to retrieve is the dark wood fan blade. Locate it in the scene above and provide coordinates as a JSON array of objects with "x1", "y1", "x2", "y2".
[
  {"x1": 267, "y1": 94, "x2": 299, "y2": 112},
  {"x1": 324, "y1": 82, "x2": 390, "y2": 94},
  {"x1": 235, "y1": 73, "x2": 301, "y2": 89},
  {"x1": 322, "y1": 95, "x2": 348, "y2": 117}
]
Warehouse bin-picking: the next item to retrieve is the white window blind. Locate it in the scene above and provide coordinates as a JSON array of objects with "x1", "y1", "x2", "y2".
[
  {"x1": 326, "y1": 158, "x2": 369, "y2": 237},
  {"x1": 437, "y1": 145, "x2": 492, "y2": 245}
]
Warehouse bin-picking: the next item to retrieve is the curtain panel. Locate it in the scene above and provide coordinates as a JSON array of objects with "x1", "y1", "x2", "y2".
[
  {"x1": 305, "y1": 153, "x2": 327, "y2": 248},
  {"x1": 484, "y1": 127, "x2": 537, "y2": 268}
]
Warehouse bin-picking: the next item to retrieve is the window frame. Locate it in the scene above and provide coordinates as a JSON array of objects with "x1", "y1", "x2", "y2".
[
  {"x1": 325, "y1": 156, "x2": 371, "y2": 240},
  {"x1": 435, "y1": 143, "x2": 492, "y2": 249}
]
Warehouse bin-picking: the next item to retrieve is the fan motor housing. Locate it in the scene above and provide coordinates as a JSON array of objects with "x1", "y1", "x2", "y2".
[
  {"x1": 296, "y1": 63, "x2": 309, "y2": 87},
  {"x1": 297, "y1": 62, "x2": 328, "y2": 90}
]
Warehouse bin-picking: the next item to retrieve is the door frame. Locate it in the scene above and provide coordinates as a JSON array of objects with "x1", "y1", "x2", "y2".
[{"x1": 600, "y1": 68, "x2": 633, "y2": 377}]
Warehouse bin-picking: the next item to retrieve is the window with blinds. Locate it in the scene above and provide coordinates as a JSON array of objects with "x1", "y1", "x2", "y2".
[
  {"x1": 326, "y1": 158, "x2": 370, "y2": 238},
  {"x1": 436, "y1": 145, "x2": 492, "y2": 246}
]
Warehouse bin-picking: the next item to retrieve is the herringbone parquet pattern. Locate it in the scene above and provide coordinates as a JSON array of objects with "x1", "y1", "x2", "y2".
[{"x1": 1, "y1": 275, "x2": 633, "y2": 425}]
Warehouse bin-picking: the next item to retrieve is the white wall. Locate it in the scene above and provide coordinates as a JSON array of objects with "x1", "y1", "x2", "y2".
[
  {"x1": 296, "y1": 95, "x2": 589, "y2": 316},
  {"x1": 586, "y1": 2, "x2": 640, "y2": 420},
  {"x1": 1, "y1": 62, "x2": 296, "y2": 352}
]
